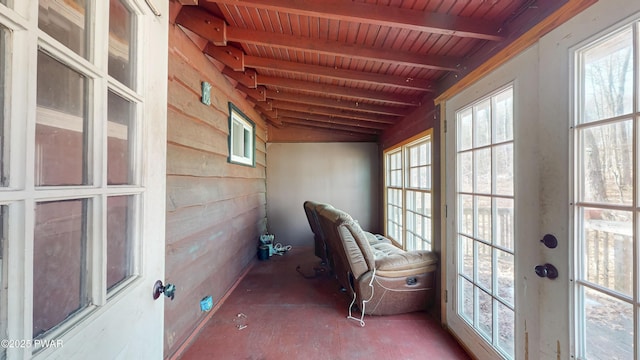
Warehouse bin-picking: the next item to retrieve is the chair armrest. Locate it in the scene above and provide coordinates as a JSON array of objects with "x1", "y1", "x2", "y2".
[{"x1": 375, "y1": 251, "x2": 438, "y2": 277}]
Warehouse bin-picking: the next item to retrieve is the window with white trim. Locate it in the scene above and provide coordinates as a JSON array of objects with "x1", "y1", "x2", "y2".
[
  {"x1": 228, "y1": 103, "x2": 255, "y2": 167},
  {"x1": 383, "y1": 130, "x2": 433, "y2": 250},
  {"x1": 573, "y1": 19, "x2": 638, "y2": 360}
]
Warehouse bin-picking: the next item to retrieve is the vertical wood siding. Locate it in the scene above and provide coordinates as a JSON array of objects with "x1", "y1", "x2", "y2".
[{"x1": 165, "y1": 22, "x2": 267, "y2": 357}]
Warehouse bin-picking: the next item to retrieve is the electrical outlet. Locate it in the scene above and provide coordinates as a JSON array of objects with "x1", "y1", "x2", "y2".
[{"x1": 200, "y1": 295, "x2": 213, "y2": 312}]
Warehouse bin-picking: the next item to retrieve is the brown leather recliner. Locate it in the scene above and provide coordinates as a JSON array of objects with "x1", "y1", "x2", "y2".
[{"x1": 312, "y1": 202, "x2": 438, "y2": 316}]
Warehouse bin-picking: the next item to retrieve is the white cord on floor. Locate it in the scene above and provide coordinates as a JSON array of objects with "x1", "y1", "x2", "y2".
[
  {"x1": 272, "y1": 242, "x2": 292, "y2": 255},
  {"x1": 347, "y1": 267, "x2": 376, "y2": 327}
]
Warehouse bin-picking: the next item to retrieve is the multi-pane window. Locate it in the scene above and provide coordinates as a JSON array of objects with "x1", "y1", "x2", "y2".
[
  {"x1": 573, "y1": 21, "x2": 638, "y2": 360},
  {"x1": 384, "y1": 130, "x2": 432, "y2": 250},
  {"x1": 455, "y1": 86, "x2": 515, "y2": 359}
]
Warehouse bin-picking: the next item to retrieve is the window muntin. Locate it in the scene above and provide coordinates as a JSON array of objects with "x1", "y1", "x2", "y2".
[
  {"x1": 383, "y1": 131, "x2": 432, "y2": 250},
  {"x1": 455, "y1": 86, "x2": 515, "y2": 359},
  {"x1": 573, "y1": 21, "x2": 638, "y2": 360}
]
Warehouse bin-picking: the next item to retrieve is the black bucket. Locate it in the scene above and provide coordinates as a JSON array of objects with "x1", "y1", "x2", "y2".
[{"x1": 257, "y1": 245, "x2": 269, "y2": 260}]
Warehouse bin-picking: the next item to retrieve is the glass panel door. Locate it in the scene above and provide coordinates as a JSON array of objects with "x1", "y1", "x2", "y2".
[
  {"x1": 454, "y1": 86, "x2": 515, "y2": 359},
  {"x1": 573, "y1": 21, "x2": 638, "y2": 360}
]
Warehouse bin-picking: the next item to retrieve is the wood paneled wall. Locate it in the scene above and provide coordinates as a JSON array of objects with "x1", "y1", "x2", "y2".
[{"x1": 165, "y1": 18, "x2": 267, "y2": 357}]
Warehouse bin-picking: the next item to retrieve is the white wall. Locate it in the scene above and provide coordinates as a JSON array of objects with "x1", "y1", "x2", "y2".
[{"x1": 265, "y1": 142, "x2": 380, "y2": 247}]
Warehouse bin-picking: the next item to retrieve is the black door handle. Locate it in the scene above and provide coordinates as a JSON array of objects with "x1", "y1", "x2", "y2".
[{"x1": 535, "y1": 263, "x2": 558, "y2": 279}]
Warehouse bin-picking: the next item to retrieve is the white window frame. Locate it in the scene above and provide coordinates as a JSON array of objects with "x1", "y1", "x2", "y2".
[
  {"x1": 228, "y1": 102, "x2": 255, "y2": 167},
  {"x1": 383, "y1": 129, "x2": 433, "y2": 250}
]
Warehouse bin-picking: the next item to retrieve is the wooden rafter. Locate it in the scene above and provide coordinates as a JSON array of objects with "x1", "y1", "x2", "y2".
[
  {"x1": 277, "y1": 109, "x2": 389, "y2": 130},
  {"x1": 210, "y1": 0, "x2": 504, "y2": 41},
  {"x1": 226, "y1": 27, "x2": 460, "y2": 71},
  {"x1": 244, "y1": 56, "x2": 434, "y2": 91},
  {"x1": 280, "y1": 117, "x2": 382, "y2": 135},
  {"x1": 267, "y1": 90, "x2": 409, "y2": 117},
  {"x1": 176, "y1": 6, "x2": 461, "y2": 71},
  {"x1": 270, "y1": 100, "x2": 399, "y2": 124},
  {"x1": 258, "y1": 76, "x2": 422, "y2": 107}
]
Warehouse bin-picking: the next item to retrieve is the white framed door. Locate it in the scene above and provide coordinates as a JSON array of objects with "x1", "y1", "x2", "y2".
[
  {"x1": 444, "y1": 1, "x2": 640, "y2": 359},
  {"x1": 0, "y1": 0, "x2": 168, "y2": 359},
  {"x1": 444, "y1": 44, "x2": 541, "y2": 360}
]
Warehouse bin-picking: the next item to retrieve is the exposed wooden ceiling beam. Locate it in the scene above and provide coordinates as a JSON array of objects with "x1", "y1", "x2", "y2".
[
  {"x1": 267, "y1": 90, "x2": 408, "y2": 117},
  {"x1": 258, "y1": 76, "x2": 421, "y2": 107},
  {"x1": 270, "y1": 100, "x2": 398, "y2": 124},
  {"x1": 211, "y1": 0, "x2": 504, "y2": 41},
  {"x1": 244, "y1": 56, "x2": 434, "y2": 91},
  {"x1": 277, "y1": 109, "x2": 389, "y2": 130},
  {"x1": 280, "y1": 117, "x2": 382, "y2": 135},
  {"x1": 226, "y1": 27, "x2": 459, "y2": 71},
  {"x1": 176, "y1": 7, "x2": 460, "y2": 71}
]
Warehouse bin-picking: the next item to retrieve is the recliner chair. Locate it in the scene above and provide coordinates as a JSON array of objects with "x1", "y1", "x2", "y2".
[{"x1": 309, "y1": 201, "x2": 438, "y2": 316}]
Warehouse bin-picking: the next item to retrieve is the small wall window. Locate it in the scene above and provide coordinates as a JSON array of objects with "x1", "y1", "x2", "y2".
[{"x1": 228, "y1": 103, "x2": 255, "y2": 167}]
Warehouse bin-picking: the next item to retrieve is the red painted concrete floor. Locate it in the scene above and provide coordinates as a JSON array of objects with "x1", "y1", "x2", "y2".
[{"x1": 179, "y1": 247, "x2": 471, "y2": 360}]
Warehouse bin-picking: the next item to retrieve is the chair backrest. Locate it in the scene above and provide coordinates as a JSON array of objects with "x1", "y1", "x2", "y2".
[
  {"x1": 316, "y1": 204, "x2": 355, "y2": 289},
  {"x1": 303, "y1": 200, "x2": 324, "y2": 242},
  {"x1": 337, "y1": 219, "x2": 376, "y2": 280}
]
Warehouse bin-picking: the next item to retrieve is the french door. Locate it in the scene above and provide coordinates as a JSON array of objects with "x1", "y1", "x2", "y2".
[
  {"x1": 0, "y1": 1, "x2": 168, "y2": 359},
  {"x1": 445, "y1": 1, "x2": 640, "y2": 359},
  {"x1": 445, "y1": 45, "x2": 540, "y2": 359}
]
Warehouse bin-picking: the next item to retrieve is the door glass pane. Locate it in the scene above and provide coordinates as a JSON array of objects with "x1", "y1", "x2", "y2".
[
  {"x1": 456, "y1": 86, "x2": 515, "y2": 359},
  {"x1": 38, "y1": 0, "x2": 88, "y2": 58},
  {"x1": 33, "y1": 199, "x2": 88, "y2": 338},
  {"x1": 458, "y1": 108, "x2": 473, "y2": 151},
  {"x1": 474, "y1": 100, "x2": 491, "y2": 147},
  {"x1": 477, "y1": 242, "x2": 492, "y2": 291},
  {"x1": 460, "y1": 235, "x2": 474, "y2": 278},
  {"x1": 581, "y1": 28, "x2": 633, "y2": 124},
  {"x1": 495, "y1": 143, "x2": 513, "y2": 196},
  {"x1": 583, "y1": 287, "x2": 633, "y2": 359},
  {"x1": 493, "y1": 88, "x2": 513, "y2": 143},
  {"x1": 459, "y1": 277, "x2": 474, "y2": 323},
  {"x1": 497, "y1": 300, "x2": 514, "y2": 358},
  {"x1": 109, "y1": 0, "x2": 135, "y2": 88},
  {"x1": 495, "y1": 198, "x2": 514, "y2": 250},
  {"x1": 0, "y1": 28, "x2": 6, "y2": 187},
  {"x1": 458, "y1": 151, "x2": 472, "y2": 193},
  {"x1": 477, "y1": 288, "x2": 493, "y2": 340},
  {"x1": 107, "y1": 196, "x2": 133, "y2": 290},
  {"x1": 580, "y1": 120, "x2": 633, "y2": 205},
  {"x1": 108, "y1": 91, "x2": 133, "y2": 185},
  {"x1": 36, "y1": 51, "x2": 88, "y2": 186},
  {"x1": 475, "y1": 148, "x2": 491, "y2": 194},
  {"x1": 496, "y1": 250, "x2": 514, "y2": 305},
  {"x1": 581, "y1": 208, "x2": 633, "y2": 296}
]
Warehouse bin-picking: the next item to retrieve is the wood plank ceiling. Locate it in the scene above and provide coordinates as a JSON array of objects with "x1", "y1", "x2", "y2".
[{"x1": 175, "y1": 0, "x2": 568, "y2": 140}]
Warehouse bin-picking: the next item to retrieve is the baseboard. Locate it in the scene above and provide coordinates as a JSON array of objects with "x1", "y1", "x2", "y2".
[{"x1": 167, "y1": 259, "x2": 256, "y2": 360}]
